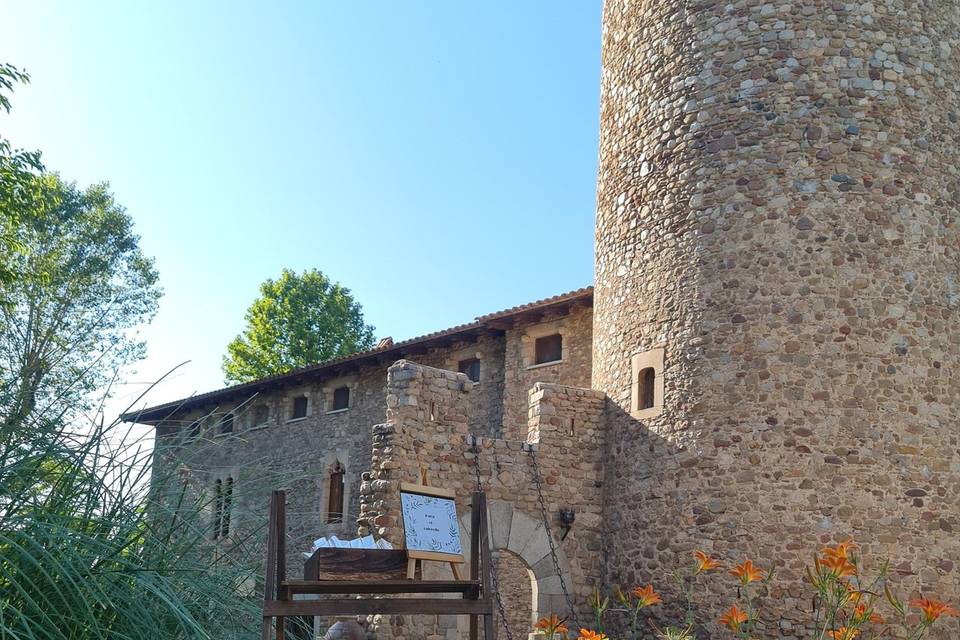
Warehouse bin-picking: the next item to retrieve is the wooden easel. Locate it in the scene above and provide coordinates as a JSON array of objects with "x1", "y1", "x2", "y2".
[{"x1": 402, "y1": 469, "x2": 465, "y2": 581}]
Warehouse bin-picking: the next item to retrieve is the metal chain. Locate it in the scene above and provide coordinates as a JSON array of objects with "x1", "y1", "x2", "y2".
[
  {"x1": 526, "y1": 444, "x2": 580, "y2": 629},
  {"x1": 468, "y1": 436, "x2": 514, "y2": 640}
]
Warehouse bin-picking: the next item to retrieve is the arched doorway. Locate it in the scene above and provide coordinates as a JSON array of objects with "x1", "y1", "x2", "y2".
[{"x1": 451, "y1": 500, "x2": 573, "y2": 639}]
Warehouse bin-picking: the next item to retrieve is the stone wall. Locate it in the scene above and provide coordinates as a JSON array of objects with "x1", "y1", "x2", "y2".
[
  {"x1": 420, "y1": 333, "x2": 507, "y2": 438},
  {"x1": 492, "y1": 551, "x2": 534, "y2": 640},
  {"x1": 592, "y1": 0, "x2": 960, "y2": 637},
  {"x1": 501, "y1": 305, "x2": 594, "y2": 439},
  {"x1": 152, "y1": 360, "x2": 390, "y2": 577},
  {"x1": 359, "y1": 362, "x2": 606, "y2": 640}
]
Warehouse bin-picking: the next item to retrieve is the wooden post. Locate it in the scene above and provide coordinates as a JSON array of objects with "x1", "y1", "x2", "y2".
[
  {"x1": 477, "y1": 492, "x2": 494, "y2": 640},
  {"x1": 261, "y1": 490, "x2": 280, "y2": 640},
  {"x1": 469, "y1": 492, "x2": 482, "y2": 640},
  {"x1": 276, "y1": 491, "x2": 287, "y2": 640}
]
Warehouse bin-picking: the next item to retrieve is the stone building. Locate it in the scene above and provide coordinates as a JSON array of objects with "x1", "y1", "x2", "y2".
[
  {"x1": 127, "y1": 1, "x2": 960, "y2": 638},
  {"x1": 127, "y1": 290, "x2": 596, "y2": 640}
]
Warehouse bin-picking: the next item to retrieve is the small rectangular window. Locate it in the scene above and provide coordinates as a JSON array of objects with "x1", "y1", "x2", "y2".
[
  {"x1": 534, "y1": 334, "x2": 563, "y2": 365},
  {"x1": 291, "y1": 396, "x2": 308, "y2": 419},
  {"x1": 458, "y1": 358, "x2": 481, "y2": 382},
  {"x1": 220, "y1": 413, "x2": 234, "y2": 434},
  {"x1": 332, "y1": 386, "x2": 350, "y2": 411}
]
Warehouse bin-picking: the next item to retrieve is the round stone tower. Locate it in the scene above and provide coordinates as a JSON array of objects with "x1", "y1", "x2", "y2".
[{"x1": 593, "y1": 0, "x2": 960, "y2": 635}]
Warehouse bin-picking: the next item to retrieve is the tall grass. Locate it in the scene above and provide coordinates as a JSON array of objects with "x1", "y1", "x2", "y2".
[{"x1": 0, "y1": 387, "x2": 264, "y2": 639}]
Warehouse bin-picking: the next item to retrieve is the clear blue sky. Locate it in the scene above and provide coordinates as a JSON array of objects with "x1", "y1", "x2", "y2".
[{"x1": 2, "y1": 1, "x2": 602, "y2": 420}]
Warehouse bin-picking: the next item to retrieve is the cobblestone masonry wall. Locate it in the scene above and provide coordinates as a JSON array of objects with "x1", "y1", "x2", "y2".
[
  {"x1": 420, "y1": 333, "x2": 507, "y2": 438},
  {"x1": 593, "y1": 1, "x2": 960, "y2": 637},
  {"x1": 153, "y1": 362, "x2": 390, "y2": 578},
  {"x1": 492, "y1": 551, "x2": 534, "y2": 640},
  {"x1": 358, "y1": 362, "x2": 605, "y2": 640},
  {"x1": 501, "y1": 306, "x2": 594, "y2": 439}
]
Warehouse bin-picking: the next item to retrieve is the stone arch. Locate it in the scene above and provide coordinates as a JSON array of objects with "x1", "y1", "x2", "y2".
[{"x1": 453, "y1": 500, "x2": 574, "y2": 630}]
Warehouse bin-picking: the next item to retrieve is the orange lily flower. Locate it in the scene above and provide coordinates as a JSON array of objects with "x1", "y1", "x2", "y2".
[
  {"x1": 730, "y1": 559, "x2": 763, "y2": 585},
  {"x1": 827, "y1": 627, "x2": 859, "y2": 640},
  {"x1": 822, "y1": 539, "x2": 857, "y2": 563},
  {"x1": 694, "y1": 550, "x2": 721, "y2": 574},
  {"x1": 718, "y1": 605, "x2": 749, "y2": 631},
  {"x1": 910, "y1": 598, "x2": 960, "y2": 624},
  {"x1": 820, "y1": 554, "x2": 857, "y2": 579},
  {"x1": 577, "y1": 630, "x2": 607, "y2": 640},
  {"x1": 852, "y1": 602, "x2": 883, "y2": 624},
  {"x1": 534, "y1": 615, "x2": 569, "y2": 637},
  {"x1": 632, "y1": 584, "x2": 661, "y2": 607}
]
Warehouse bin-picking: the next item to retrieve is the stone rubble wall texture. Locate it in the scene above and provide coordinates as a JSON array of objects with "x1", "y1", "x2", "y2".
[
  {"x1": 420, "y1": 333, "x2": 508, "y2": 438},
  {"x1": 491, "y1": 551, "x2": 534, "y2": 640},
  {"x1": 501, "y1": 306, "x2": 595, "y2": 440},
  {"x1": 593, "y1": 0, "x2": 960, "y2": 638},
  {"x1": 358, "y1": 362, "x2": 606, "y2": 640},
  {"x1": 151, "y1": 312, "x2": 586, "y2": 591}
]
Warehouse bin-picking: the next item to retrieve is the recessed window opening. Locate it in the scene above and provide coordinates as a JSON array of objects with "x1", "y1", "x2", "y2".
[
  {"x1": 332, "y1": 386, "x2": 350, "y2": 411},
  {"x1": 458, "y1": 357, "x2": 481, "y2": 382},
  {"x1": 326, "y1": 463, "x2": 345, "y2": 524},
  {"x1": 639, "y1": 368, "x2": 656, "y2": 410},
  {"x1": 221, "y1": 477, "x2": 233, "y2": 537},
  {"x1": 220, "y1": 413, "x2": 234, "y2": 435},
  {"x1": 291, "y1": 396, "x2": 308, "y2": 419},
  {"x1": 213, "y1": 477, "x2": 234, "y2": 539},
  {"x1": 251, "y1": 404, "x2": 269, "y2": 426},
  {"x1": 534, "y1": 334, "x2": 563, "y2": 365}
]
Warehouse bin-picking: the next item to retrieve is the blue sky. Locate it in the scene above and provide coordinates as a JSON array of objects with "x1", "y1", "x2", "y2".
[{"x1": 2, "y1": 1, "x2": 601, "y2": 420}]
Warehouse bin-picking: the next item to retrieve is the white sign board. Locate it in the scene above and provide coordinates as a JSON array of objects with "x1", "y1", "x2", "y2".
[{"x1": 400, "y1": 490, "x2": 463, "y2": 557}]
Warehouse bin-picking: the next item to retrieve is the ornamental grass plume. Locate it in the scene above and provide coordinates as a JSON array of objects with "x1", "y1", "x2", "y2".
[{"x1": 0, "y1": 373, "x2": 306, "y2": 639}]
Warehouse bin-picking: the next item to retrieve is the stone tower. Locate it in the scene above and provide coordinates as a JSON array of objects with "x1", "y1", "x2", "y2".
[{"x1": 593, "y1": 0, "x2": 960, "y2": 635}]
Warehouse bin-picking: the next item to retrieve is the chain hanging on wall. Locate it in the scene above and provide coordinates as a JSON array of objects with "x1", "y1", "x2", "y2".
[
  {"x1": 468, "y1": 436, "x2": 513, "y2": 640},
  {"x1": 526, "y1": 443, "x2": 580, "y2": 630},
  {"x1": 467, "y1": 435, "x2": 581, "y2": 637}
]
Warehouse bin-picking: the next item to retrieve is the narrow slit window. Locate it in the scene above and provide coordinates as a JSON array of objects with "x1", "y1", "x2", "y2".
[
  {"x1": 534, "y1": 334, "x2": 563, "y2": 365},
  {"x1": 332, "y1": 386, "x2": 350, "y2": 411},
  {"x1": 326, "y1": 464, "x2": 345, "y2": 524},
  {"x1": 212, "y1": 479, "x2": 223, "y2": 540},
  {"x1": 291, "y1": 396, "x2": 308, "y2": 420},
  {"x1": 458, "y1": 357, "x2": 481, "y2": 382},
  {"x1": 639, "y1": 367, "x2": 656, "y2": 410},
  {"x1": 221, "y1": 477, "x2": 233, "y2": 537},
  {"x1": 220, "y1": 413, "x2": 234, "y2": 435}
]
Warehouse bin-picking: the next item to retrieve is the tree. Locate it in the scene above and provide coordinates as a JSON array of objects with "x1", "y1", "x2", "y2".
[
  {"x1": 0, "y1": 174, "x2": 161, "y2": 430},
  {"x1": 223, "y1": 268, "x2": 376, "y2": 383},
  {"x1": 0, "y1": 62, "x2": 44, "y2": 288}
]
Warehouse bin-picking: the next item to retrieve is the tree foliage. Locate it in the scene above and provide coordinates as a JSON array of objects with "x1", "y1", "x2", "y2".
[
  {"x1": 223, "y1": 268, "x2": 376, "y2": 384},
  {"x1": 0, "y1": 62, "x2": 44, "y2": 288},
  {"x1": 0, "y1": 174, "x2": 161, "y2": 429}
]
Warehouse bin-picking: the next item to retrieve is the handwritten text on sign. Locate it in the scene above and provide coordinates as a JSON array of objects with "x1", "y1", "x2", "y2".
[{"x1": 400, "y1": 491, "x2": 462, "y2": 556}]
